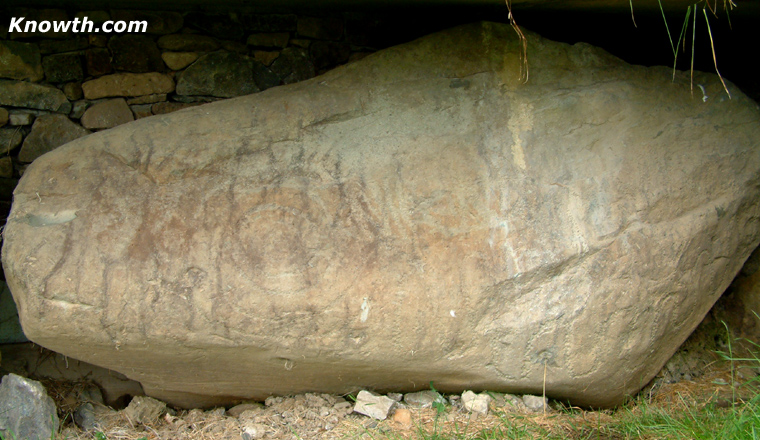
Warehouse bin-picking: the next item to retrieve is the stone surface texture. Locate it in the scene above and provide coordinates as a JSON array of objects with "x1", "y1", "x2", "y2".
[
  {"x1": 123, "y1": 395, "x2": 167, "y2": 424},
  {"x1": 0, "y1": 128, "x2": 23, "y2": 154},
  {"x1": 82, "y1": 73, "x2": 175, "y2": 100},
  {"x1": 0, "y1": 373, "x2": 59, "y2": 440},
  {"x1": 0, "y1": 41, "x2": 44, "y2": 82},
  {"x1": 162, "y1": 52, "x2": 199, "y2": 71},
  {"x1": 461, "y1": 391, "x2": 492, "y2": 415},
  {"x1": 127, "y1": 94, "x2": 168, "y2": 105},
  {"x1": 157, "y1": 34, "x2": 220, "y2": 52},
  {"x1": 39, "y1": 37, "x2": 89, "y2": 55},
  {"x1": 130, "y1": 104, "x2": 154, "y2": 119},
  {"x1": 253, "y1": 50, "x2": 280, "y2": 66},
  {"x1": 151, "y1": 101, "x2": 200, "y2": 115},
  {"x1": 0, "y1": 157, "x2": 12, "y2": 178},
  {"x1": 80, "y1": 98, "x2": 134, "y2": 129},
  {"x1": 19, "y1": 114, "x2": 90, "y2": 163},
  {"x1": 85, "y1": 48, "x2": 113, "y2": 77},
  {"x1": 69, "y1": 100, "x2": 89, "y2": 119},
  {"x1": 8, "y1": 112, "x2": 35, "y2": 126},
  {"x1": 392, "y1": 408, "x2": 412, "y2": 427},
  {"x1": 3, "y1": 22, "x2": 760, "y2": 409},
  {"x1": 0, "y1": 80, "x2": 70, "y2": 113},
  {"x1": 42, "y1": 52, "x2": 84, "y2": 83},
  {"x1": 403, "y1": 390, "x2": 445, "y2": 408},
  {"x1": 175, "y1": 51, "x2": 264, "y2": 98},
  {"x1": 63, "y1": 82, "x2": 84, "y2": 101},
  {"x1": 109, "y1": 35, "x2": 165, "y2": 73},
  {"x1": 270, "y1": 47, "x2": 315, "y2": 84},
  {"x1": 522, "y1": 395, "x2": 550, "y2": 413},
  {"x1": 353, "y1": 391, "x2": 396, "y2": 420},
  {"x1": 74, "y1": 403, "x2": 96, "y2": 430}
]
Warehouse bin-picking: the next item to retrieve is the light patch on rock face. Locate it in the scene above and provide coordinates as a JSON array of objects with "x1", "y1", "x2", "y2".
[
  {"x1": 507, "y1": 101, "x2": 532, "y2": 171},
  {"x1": 360, "y1": 297, "x2": 370, "y2": 322},
  {"x1": 21, "y1": 210, "x2": 77, "y2": 227},
  {"x1": 2, "y1": 22, "x2": 760, "y2": 409}
]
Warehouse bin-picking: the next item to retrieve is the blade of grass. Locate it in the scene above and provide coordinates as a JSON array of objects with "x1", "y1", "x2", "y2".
[
  {"x1": 629, "y1": 0, "x2": 637, "y2": 27},
  {"x1": 722, "y1": 320, "x2": 737, "y2": 410},
  {"x1": 724, "y1": 0, "x2": 735, "y2": 29},
  {"x1": 691, "y1": 4, "x2": 696, "y2": 94},
  {"x1": 702, "y1": 6, "x2": 732, "y2": 98},
  {"x1": 672, "y1": 5, "x2": 692, "y2": 81},
  {"x1": 658, "y1": 0, "x2": 678, "y2": 56}
]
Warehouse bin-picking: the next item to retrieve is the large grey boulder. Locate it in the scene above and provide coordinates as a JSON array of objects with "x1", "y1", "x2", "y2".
[
  {"x1": 3, "y1": 22, "x2": 760, "y2": 408},
  {"x1": 0, "y1": 374, "x2": 59, "y2": 440}
]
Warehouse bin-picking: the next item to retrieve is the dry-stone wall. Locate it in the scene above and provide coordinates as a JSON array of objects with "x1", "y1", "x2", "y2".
[{"x1": 0, "y1": 7, "x2": 432, "y2": 253}]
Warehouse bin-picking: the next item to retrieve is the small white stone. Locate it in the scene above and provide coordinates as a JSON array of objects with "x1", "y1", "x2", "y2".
[
  {"x1": 242, "y1": 422, "x2": 267, "y2": 439},
  {"x1": 353, "y1": 390, "x2": 396, "y2": 420},
  {"x1": 8, "y1": 112, "x2": 35, "y2": 126},
  {"x1": 461, "y1": 390, "x2": 492, "y2": 415}
]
